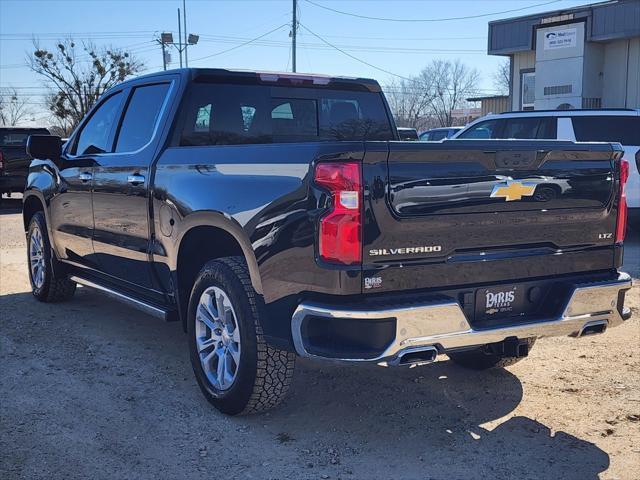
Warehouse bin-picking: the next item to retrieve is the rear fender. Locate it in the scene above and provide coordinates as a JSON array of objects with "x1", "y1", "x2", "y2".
[{"x1": 173, "y1": 211, "x2": 264, "y2": 296}]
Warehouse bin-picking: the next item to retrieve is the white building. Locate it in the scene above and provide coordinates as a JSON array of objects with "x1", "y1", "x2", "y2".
[{"x1": 488, "y1": 0, "x2": 640, "y2": 111}]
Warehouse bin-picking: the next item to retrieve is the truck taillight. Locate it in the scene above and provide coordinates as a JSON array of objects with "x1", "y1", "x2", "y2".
[
  {"x1": 314, "y1": 162, "x2": 362, "y2": 265},
  {"x1": 615, "y1": 159, "x2": 629, "y2": 243}
]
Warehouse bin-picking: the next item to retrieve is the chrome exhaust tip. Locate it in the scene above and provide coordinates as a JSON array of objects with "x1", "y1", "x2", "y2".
[
  {"x1": 578, "y1": 320, "x2": 608, "y2": 337},
  {"x1": 389, "y1": 346, "x2": 438, "y2": 367}
]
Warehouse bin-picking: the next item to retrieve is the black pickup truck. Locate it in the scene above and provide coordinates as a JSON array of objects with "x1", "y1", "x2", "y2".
[
  {"x1": 23, "y1": 68, "x2": 632, "y2": 415},
  {"x1": 1, "y1": 127, "x2": 50, "y2": 196}
]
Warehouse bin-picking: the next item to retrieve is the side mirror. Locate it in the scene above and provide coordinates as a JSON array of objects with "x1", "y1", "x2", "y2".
[{"x1": 27, "y1": 135, "x2": 62, "y2": 164}]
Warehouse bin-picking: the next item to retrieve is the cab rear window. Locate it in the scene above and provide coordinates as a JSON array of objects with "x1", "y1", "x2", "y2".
[{"x1": 178, "y1": 83, "x2": 393, "y2": 146}]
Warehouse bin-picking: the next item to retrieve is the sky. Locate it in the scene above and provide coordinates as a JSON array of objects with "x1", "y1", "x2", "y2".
[{"x1": 0, "y1": 0, "x2": 591, "y2": 124}]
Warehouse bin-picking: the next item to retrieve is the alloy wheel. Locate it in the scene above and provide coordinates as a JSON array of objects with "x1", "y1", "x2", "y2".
[
  {"x1": 195, "y1": 286, "x2": 241, "y2": 391},
  {"x1": 29, "y1": 224, "x2": 45, "y2": 289}
]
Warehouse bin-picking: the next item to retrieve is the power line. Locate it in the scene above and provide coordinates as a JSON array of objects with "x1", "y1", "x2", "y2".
[
  {"x1": 298, "y1": 23, "x2": 412, "y2": 81},
  {"x1": 189, "y1": 23, "x2": 290, "y2": 63},
  {"x1": 313, "y1": 33, "x2": 487, "y2": 41},
  {"x1": 191, "y1": 35, "x2": 486, "y2": 53},
  {"x1": 304, "y1": 0, "x2": 562, "y2": 22},
  {"x1": 0, "y1": 30, "x2": 156, "y2": 38}
]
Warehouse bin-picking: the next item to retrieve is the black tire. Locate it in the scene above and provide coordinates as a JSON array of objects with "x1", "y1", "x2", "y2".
[
  {"x1": 187, "y1": 256, "x2": 295, "y2": 415},
  {"x1": 448, "y1": 338, "x2": 536, "y2": 370},
  {"x1": 26, "y1": 211, "x2": 76, "y2": 302},
  {"x1": 533, "y1": 185, "x2": 558, "y2": 202}
]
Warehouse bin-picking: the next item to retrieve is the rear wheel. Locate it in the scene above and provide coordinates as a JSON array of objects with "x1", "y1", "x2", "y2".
[
  {"x1": 187, "y1": 256, "x2": 295, "y2": 415},
  {"x1": 448, "y1": 338, "x2": 536, "y2": 370},
  {"x1": 27, "y1": 212, "x2": 76, "y2": 302},
  {"x1": 533, "y1": 185, "x2": 558, "y2": 202}
]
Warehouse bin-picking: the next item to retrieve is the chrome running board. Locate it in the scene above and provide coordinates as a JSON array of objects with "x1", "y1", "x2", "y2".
[{"x1": 69, "y1": 275, "x2": 170, "y2": 321}]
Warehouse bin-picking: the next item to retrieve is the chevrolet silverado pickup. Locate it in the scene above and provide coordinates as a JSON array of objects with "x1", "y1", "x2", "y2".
[{"x1": 23, "y1": 68, "x2": 632, "y2": 415}]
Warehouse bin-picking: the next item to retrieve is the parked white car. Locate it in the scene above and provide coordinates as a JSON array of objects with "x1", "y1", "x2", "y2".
[{"x1": 452, "y1": 109, "x2": 640, "y2": 209}]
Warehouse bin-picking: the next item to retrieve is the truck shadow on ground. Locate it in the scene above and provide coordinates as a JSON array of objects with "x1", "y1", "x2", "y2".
[
  {"x1": 270, "y1": 359, "x2": 610, "y2": 479},
  {"x1": 0, "y1": 197, "x2": 22, "y2": 214},
  {"x1": 1, "y1": 287, "x2": 611, "y2": 480}
]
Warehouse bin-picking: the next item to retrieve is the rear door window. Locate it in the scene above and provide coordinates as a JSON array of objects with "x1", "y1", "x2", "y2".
[
  {"x1": 572, "y1": 116, "x2": 640, "y2": 145},
  {"x1": 502, "y1": 117, "x2": 557, "y2": 139},
  {"x1": 115, "y1": 83, "x2": 170, "y2": 153},
  {"x1": 457, "y1": 119, "x2": 504, "y2": 139},
  {"x1": 429, "y1": 130, "x2": 449, "y2": 141},
  {"x1": 179, "y1": 83, "x2": 393, "y2": 146}
]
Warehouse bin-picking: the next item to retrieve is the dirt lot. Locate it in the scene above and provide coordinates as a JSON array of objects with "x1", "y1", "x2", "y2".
[{"x1": 1, "y1": 196, "x2": 639, "y2": 480}]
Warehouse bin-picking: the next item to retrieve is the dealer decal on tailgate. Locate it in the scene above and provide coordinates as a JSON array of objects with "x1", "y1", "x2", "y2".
[{"x1": 484, "y1": 286, "x2": 519, "y2": 315}]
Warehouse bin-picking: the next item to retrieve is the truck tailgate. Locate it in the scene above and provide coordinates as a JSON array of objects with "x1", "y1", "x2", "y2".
[{"x1": 362, "y1": 140, "x2": 623, "y2": 294}]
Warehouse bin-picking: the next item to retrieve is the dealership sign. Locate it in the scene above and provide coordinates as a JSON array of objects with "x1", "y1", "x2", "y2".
[{"x1": 544, "y1": 28, "x2": 577, "y2": 50}]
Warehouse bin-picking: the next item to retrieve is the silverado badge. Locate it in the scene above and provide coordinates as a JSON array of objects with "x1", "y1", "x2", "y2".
[{"x1": 490, "y1": 181, "x2": 536, "y2": 202}]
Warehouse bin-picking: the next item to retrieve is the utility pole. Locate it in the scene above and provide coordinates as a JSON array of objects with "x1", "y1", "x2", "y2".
[
  {"x1": 292, "y1": 0, "x2": 297, "y2": 73},
  {"x1": 177, "y1": 8, "x2": 183, "y2": 68},
  {"x1": 183, "y1": 0, "x2": 188, "y2": 67},
  {"x1": 158, "y1": 33, "x2": 173, "y2": 71}
]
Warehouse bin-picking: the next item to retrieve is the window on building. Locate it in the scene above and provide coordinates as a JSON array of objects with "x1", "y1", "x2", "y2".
[{"x1": 521, "y1": 71, "x2": 535, "y2": 111}]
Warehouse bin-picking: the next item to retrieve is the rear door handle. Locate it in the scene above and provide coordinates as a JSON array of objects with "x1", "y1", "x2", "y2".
[
  {"x1": 79, "y1": 172, "x2": 92, "y2": 182},
  {"x1": 127, "y1": 174, "x2": 145, "y2": 186}
]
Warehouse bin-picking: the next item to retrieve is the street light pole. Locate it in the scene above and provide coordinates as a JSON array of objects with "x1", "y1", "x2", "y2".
[
  {"x1": 292, "y1": 0, "x2": 297, "y2": 73},
  {"x1": 177, "y1": 8, "x2": 183, "y2": 68},
  {"x1": 183, "y1": 0, "x2": 189, "y2": 67}
]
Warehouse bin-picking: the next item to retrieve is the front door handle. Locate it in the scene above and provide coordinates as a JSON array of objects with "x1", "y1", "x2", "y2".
[
  {"x1": 127, "y1": 174, "x2": 145, "y2": 186},
  {"x1": 79, "y1": 172, "x2": 92, "y2": 182}
]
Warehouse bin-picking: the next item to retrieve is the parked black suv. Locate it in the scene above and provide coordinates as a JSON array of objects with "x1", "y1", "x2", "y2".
[{"x1": 23, "y1": 68, "x2": 632, "y2": 415}]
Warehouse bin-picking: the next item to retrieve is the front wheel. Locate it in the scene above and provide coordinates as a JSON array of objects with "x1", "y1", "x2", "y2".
[
  {"x1": 187, "y1": 256, "x2": 295, "y2": 415},
  {"x1": 27, "y1": 212, "x2": 76, "y2": 302},
  {"x1": 448, "y1": 338, "x2": 536, "y2": 370}
]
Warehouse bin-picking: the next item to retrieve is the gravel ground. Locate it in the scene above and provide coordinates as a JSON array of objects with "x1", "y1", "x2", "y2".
[{"x1": 1, "y1": 196, "x2": 639, "y2": 480}]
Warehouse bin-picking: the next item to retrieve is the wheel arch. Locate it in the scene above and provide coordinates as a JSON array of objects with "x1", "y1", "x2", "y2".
[
  {"x1": 173, "y1": 212, "x2": 263, "y2": 330},
  {"x1": 22, "y1": 192, "x2": 47, "y2": 232}
]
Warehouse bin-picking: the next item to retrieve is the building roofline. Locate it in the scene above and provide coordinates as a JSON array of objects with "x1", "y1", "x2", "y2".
[
  {"x1": 467, "y1": 95, "x2": 509, "y2": 102},
  {"x1": 488, "y1": 0, "x2": 618, "y2": 26},
  {"x1": 488, "y1": 0, "x2": 639, "y2": 55}
]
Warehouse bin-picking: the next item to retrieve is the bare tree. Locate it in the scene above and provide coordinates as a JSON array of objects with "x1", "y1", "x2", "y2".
[
  {"x1": 28, "y1": 39, "x2": 144, "y2": 131},
  {"x1": 384, "y1": 77, "x2": 435, "y2": 131},
  {"x1": 419, "y1": 59, "x2": 480, "y2": 127},
  {"x1": 0, "y1": 88, "x2": 33, "y2": 126},
  {"x1": 385, "y1": 59, "x2": 480, "y2": 130},
  {"x1": 492, "y1": 58, "x2": 510, "y2": 95}
]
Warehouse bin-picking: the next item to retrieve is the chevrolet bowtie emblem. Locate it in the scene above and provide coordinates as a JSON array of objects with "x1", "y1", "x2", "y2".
[{"x1": 490, "y1": 181, "x2": 536, "y2": 202}]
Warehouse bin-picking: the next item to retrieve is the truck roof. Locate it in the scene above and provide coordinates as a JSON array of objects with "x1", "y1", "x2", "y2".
[{"x1": 127, "y1": 67, "x2": 383, "y2": 92}]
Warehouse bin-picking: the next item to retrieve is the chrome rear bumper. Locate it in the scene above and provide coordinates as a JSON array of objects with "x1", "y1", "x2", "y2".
[{"x1": 291, "y1": 272, "x2": 633, "y2": 364}]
